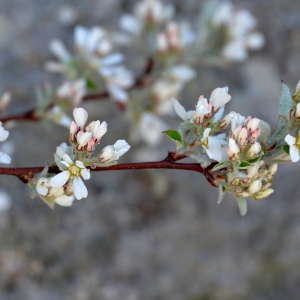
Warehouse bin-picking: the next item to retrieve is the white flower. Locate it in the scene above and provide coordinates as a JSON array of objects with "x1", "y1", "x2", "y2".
[
  {"x1": 100, "y1": 66, "x2": 134, "y2": 102},
  {"x1": 209, "y1": 86, "x2": 231, "y2": 112},
  {"x1": 193, "y1": 96, "x2": 212, "y2": 124},
  {"x1": 49, "y1": 39, "x2": 72, "y2": 63},
  {"x1": 86, "y1": 120, "x2": 108, "y2": 142},
  {"x1": 0, "y1": 92, "x2": 11, "y2": 113},
  {"x1": 49, "y1": 105, "x2": 72, "y2": 128},
  {"x1": 139, "y1": 113, "x2": 168, "y2": 146},
  {"x1": 99, "y1": 140, "x2": 130, "y2": 163},
  {"x1": 0, "y1": 122, "x2": 11, "y2": 164},
  {"x1": 37, "y1": 177, "x2": 51, "y2": 196},
  {"x1": 201, "y1": 128, "x2": 228, "y2": 162},
  {"x1": 285, "y1": 133, "x2": 300, "y2": 162},
  {"x1": 166, "y1": 65, "x2": 196, "y2": 82},
  {"x1": 76, "y1": 131, "x2": 92, "y2": 150},
  {"x1": 56, "y1": 142, "x2": 74, "y2": 160},
  {"x1": 50, "y1": 154, "x2": 90, "y2": 200},
  {"x1": 56, "y1": 79, "x2": 86, "y2": 107},
  {"x1": 73, "y1": 107, "x2": 88, "y2": 130},
  {"x1": 220, "y1": 111, "x2": 245, "y2": 131}
]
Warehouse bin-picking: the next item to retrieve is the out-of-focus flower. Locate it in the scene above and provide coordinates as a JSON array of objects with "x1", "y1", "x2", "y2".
[
  {"x1": 211, "y1": 2, "x2": 265, "y2": 61},
  {"x1": 100, "y1": 66, "x2": 134, "y2": 102},
  {"x1": 0, "y1": 122, "x2": 11, "y2": 164},
  {"x1": 56, "y1": 78, "x2": 86, "y2": 107},
  {"x1": 0, "y1": 92, "x2": 11, "y2": 113},
  {"x1": 0, "y1": 189, "x2": 12, "y2": 212}
]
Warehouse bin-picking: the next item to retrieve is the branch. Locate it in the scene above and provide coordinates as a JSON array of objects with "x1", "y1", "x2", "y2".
[{"x1": 0, "y1": 162, "x2": 204, "y2": 182}]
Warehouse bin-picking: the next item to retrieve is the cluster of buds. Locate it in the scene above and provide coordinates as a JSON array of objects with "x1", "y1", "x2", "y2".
[
  {"x1": 70, "y1": 107, "x2": 108, "y2": 152},
  {"x1": 34, "y1": 107, "x2": 130, "y2": 207},
  {"x1": 225, "y1": 161, "x2": 277, "y2": 201},
  {"x1": 221, "y1": 114, "x2": 262, "y2": 162},
  {"x1": 118, "y1": 0, "x2": 174, "y2": 41}
]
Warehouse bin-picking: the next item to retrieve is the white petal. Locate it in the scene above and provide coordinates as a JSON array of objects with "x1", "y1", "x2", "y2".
[
  {"x1": 62, "y1": 153, "x2": 74, "y2": 165},
  {"x1": 285, "y1": 134, "x2": 295, "y2": 146},
  {"x1": 55, "y1": 195, "x2": 74, "y2": 207},
  {"x1": 172, "y1": 97, "x2": 187, "y2": 120},
  {"x1": 80, "y1": 168, "x2": 90, "y2": 180},
  {"x1": 73, "y1": 177, "x2": 88, "y2": 200},
  {"x1": 290, "y1": 145, "x2": 300, "y2": 162},
  {"x1": 50, "y1": 171, "x2": 70, "y2": 188},
  {"x1": 113, "y1": 139, "x2": 131, "y2": 157},
  {"x1": 49, "y1": 39, "x2": 71, "y2": 63},
  {"x1": 0, "y1": 126, "x2": 9, "y2": 142},
  {"x1": 102, "y1": 53, "x2": 124, "y2": 66},
  {"x1": 0, "y1": 151, "x2": 11, "y2": 164},
  {"x1": 76, "y1": 160, "x2": 85, "y2": 169}
]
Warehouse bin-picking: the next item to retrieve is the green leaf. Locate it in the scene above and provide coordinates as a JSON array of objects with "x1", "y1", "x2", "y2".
[
  {"x1": 258, "y1": 120, "x2": 271, "y2": 143},
  {"x1": 217, "y1": 185, "x2": 225, "y2": 205},
  {"x1": 85, "y1": 77, "x2": 99, "y2": 91},
  {"x1": 237, "y1": 197, "x2": 247, "y2": 216},
  {"x1": 211, "y1": 161, "x2": 231, "y2": 172},
  {"x1": 239, "y1": 161, "x2": 251, "y2": 168},
  {"x1": 189, "y1": 151, "x2": 212, "y2": 168},
  {"x1": 283, "y1": 144, "x2": 290, "y2": 154},
  {"x1": 268, "y1": 81, "x2": 292, "y2": 145},
  {"x1": 248, "y1": 156, "x2": 261, "y2": 164},
  {"x1": 164, "y1": 130, "x2": 182, "y2": 143}
]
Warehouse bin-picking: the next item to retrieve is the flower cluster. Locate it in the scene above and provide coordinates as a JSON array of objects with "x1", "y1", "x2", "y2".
[
  {"x1": 33, "y1": 107, "x2": 130, "y2": 207},
  {"x1": 46, "y1": 25, "x2": 134, "y2": 103},
  {"x1": 168, "y1": 85, "x2": 281, "y2": 215},
  {"x1": 210, "y1": 1, "x2": 265, "y2": 61}
]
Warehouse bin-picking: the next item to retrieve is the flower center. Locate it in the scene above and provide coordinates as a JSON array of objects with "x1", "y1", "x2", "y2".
[
  {"x1": 202, "y1": 137, "x2": 209, "y2": 148},
  {"x1": 68, "y1": 164, "x2": 81, "y2": 178}
]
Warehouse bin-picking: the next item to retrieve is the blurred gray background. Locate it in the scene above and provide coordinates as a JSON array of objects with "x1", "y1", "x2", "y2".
[{"x1": 1, "y1": 0, "x2": 300, "y2": 299}]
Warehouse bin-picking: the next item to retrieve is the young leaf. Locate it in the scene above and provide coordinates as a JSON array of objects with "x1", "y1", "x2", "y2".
[
  {"x1": 283, "y1": 144, "x2": 290, "y2": 154},
  {"x1": 268, "y1": 81, "x2": 293, "y2": 145},
  {"x1": 163, "y1": 130, "x2": 182, "y2": 143},
  {"x1": 85, "y1": 77, "x2": 99, "y2": 91},
  {"x1": 211, "y1": 161, "x2": 231, "y2": 172}
]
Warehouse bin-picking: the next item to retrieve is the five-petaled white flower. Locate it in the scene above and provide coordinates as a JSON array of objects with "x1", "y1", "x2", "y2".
[
  {"x1": 285, "y1": 133, "x2": 300, "y2": 162},
  {"x1": 50, "y1": 154, "x2": 90, "y2": 200}
]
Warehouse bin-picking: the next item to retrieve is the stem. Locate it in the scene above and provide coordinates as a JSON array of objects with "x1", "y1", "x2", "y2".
[{"x1": 0, "y1": 161, "x2": 204, "y2": 184}]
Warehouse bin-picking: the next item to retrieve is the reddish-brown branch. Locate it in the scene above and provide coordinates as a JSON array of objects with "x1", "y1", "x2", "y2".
[
  {"x1": 0, "y1": 161, "x2": 205, "y2": 184},
  {"x1": 0, "y1": 57, "x2": 155, "y2": 124}
]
